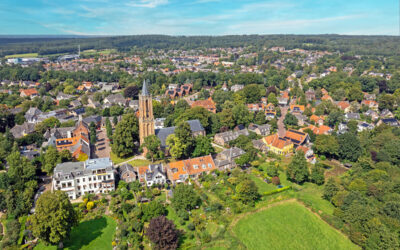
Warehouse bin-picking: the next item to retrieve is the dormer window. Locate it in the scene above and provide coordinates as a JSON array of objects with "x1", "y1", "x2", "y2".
[{"x1": 193, "y1": 165, "x2": 198, "y2": 169}]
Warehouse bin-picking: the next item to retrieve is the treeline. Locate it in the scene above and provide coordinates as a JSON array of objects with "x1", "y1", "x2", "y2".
[{"x1": 1, "y1": 35, "x2": 400, "y2": 57}]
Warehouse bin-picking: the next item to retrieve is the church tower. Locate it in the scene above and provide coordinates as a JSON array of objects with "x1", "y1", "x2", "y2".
[{"x1": 139, "y1": 80, "x2": 155, "y2": 145}]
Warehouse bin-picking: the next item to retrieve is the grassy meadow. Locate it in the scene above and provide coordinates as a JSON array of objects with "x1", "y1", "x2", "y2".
[
  {"x1": 34, "y1": 216, "x2": 116, "y2": 250},
  {"x1": 233, "y1": 201, "x2": 358, "y2": 250}
]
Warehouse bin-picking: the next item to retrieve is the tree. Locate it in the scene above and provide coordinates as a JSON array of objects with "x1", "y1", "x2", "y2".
[
  {"x1": 89, "y1": 122, "x2": 97, "y2": 145},
  {"x1": 323, "y1": 177, "x2": 340, "y2": 201},
  {"x1": 31, "y1": 191, "x2": 78, "y2": 245},
  {"x1": 124, "y1": 85, "x2": 139, "y2": 98},
  {"x1": 145, "y1": 216, "x2": 180, "y2": 250},
  {"x1": 105, "y1": 117, "x2": 112, "y2": 139},
  {"x1": 142, "y1": 200, "x2": 167, "y2": 222},
  {"x1": 171, "y1": 184, "x2": 201, "y2": 213},
  {"x1": 286, "y1": 151, "x2": 309, "y2": 184},
  {"x1": 192, "y1": 136, "x2": 215, "y2": 157},
  {"x1": 310, "y1": 164, "x2": 325, "y2": 185},
  {"x1": 35, "y1": 117, "x2": 61, "y2": 134},
  {"x1": 314, "y1": 134, "x2": 339, "y2": 158},
  {"x1": 283, "y1": 113, "x2": 298, "y2": 127},
  {"x1": 143, "y1": 135, "x2": 162, "y2": 162},
  {"x1": 347, "y1": 87, "x2": 363, "y2": 102},
  {"x1": 166, "y1": 134, "x2": 185, "y2": 160},
  {"x1": 232, "y1": 104, "x2": 253, "y2": 126},
  {"x1": 337, "y1": 133, "x2": 362, "y2": 162},
  {"x1": 174, "y1": 122, "x2": 194, "y2": 158},
  {"x1": 59, "y1": 149, "x2": 72, "y2": 162},
  {"x1": 218, "y1": 108, "x2": 235, "y2": 129},
  {"x1": 326, "y1": 110, "x2": 343, "y2": 127},
  {"x1": 176, "y1": 107, "x2": 211, "y2": 132},
  {"x1": 254, "y1": 111, "x2": 266, "y2": 125},
  {"x1": 267, "y1": 92, "x2": 278, "y2": 106},
  {"x1": 111, "y1": 113, "x2": 139, "y2": 157},
  {"x1": 235, "y1": 178, "x2": 259, "y2": 204},
  {"x1": 43, "y1": 146, "x2": 60, "y2": 175},
  {"x1": 110, "y1": 105, "x2": 124, "y2": 117}
]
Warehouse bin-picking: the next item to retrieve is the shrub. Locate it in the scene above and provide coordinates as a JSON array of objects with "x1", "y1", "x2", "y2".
[
  {"x1": 187, "y1": 223, "x2": 195, "y2": 231},
  {"x1": 86, "y1": 201, "x2": 95, "y2": 211},
  {"x1": 271, "y1": 176, "x2": 281, "y2": 185},
  {"x1": 263, "y1": 186, "x2": 292, "y2": 196}
]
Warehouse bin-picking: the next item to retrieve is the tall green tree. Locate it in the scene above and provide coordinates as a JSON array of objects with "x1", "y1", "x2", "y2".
[
  {"x1": 171, "y1": 184, "x2": 201, "y2": 213},
  {"x1": 337, "y1": 133, "x2": 362, "y2": 162},
  {"x1": 31, "y1": 191, "x2": 78, "y2": 245},
  {"x1": 175, "y1": 122, "x2": 194, "y2": 158},
  {"x1": 111, "y1": 113, "x2": 139, "y2": 157},
  {"x1": 43, "y1": 146, "x2": 61, "y2": 175},
  {"x1": 142, "y1": 135, "x2": 163, "y2": 162},
  {"x1": 286, "y1": 151, "x2": 309, "y2": 184},
  {"x1": 235, "y1": 178, "x2": 259, "y2": 205},
  {"x1": 166, "y1": 134, "x2": 185, "y2": 160},
  {"x1": 192, "y1": 135, "x2": 215, "y2": 157}
]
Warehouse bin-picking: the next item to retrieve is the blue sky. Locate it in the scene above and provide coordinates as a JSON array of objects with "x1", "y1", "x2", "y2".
[{"x1": 0, "y1": 0, "x2": 398, "y2": 35}]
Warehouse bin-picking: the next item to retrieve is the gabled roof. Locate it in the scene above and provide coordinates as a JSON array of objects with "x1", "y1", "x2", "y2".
[
  {"x1": 263, "y1": 134, "x2": 292, "y2": 149},
  {"x1": 20, "y1": 88, "x2": 38, "y2": 96},
  {"x1": 284, "y1": 129, "x2": 309, "y2": 145}
]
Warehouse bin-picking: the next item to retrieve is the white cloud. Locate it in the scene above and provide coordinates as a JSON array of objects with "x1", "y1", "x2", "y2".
[{"x1": 128, "y1": 0, "x2": 168, "y2": 8}]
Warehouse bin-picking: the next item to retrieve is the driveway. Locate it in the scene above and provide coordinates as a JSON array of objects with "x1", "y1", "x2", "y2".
[
  {"x1": 93, "y1": 129, "x2": 111, "y2": 158},
  {"x1": 278, "y1": 106, "x2": 288, "y2": 137}
]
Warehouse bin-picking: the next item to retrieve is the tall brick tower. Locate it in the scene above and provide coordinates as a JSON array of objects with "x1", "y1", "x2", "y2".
[{"x1": 139, "y1": 80, "x2": 155, "y2": 145}]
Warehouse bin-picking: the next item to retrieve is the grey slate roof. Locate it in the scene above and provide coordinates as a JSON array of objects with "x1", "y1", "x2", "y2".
[{"x1": 155, "y1": 119, "x2": 204, "y2": 147}]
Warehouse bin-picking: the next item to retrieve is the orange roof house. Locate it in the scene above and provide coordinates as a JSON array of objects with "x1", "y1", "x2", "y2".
[
  {"x1": 55, "y1": 122, "x2": 91, "y2": 159},
  {"x1": 20, "y1": 88, "x2": 38, "y2": 98},
  {"x1": 310, "y1": 115, "x2": 325, "y2": 125},
  {"x1": 301, "y1": 125, "x2": 332, "y2": 135},
  {"x1": 361, "y1": 100, "x2": 378, "y2": 110},
  {"x1": 262, "y1": 134, "x2": 293, "y2": 155},
  {"x1": 283, "y1": 129, "x2": 310, "y2": 146},
  {"x1": 290, "y1": 105, "x2": 305, "y2": 113},
  {"x1": 191, "y1": 98, "x2": 217, "y2": 113},
  {"x1": 336, "y1": 101, "x2": 351, "y2": 113},
  {"x1": 321, "y1": 94, "x2": 333, "y2": 102},
  {"x1": 166, "y1": 155, "x2": 216, "y2": 183}
]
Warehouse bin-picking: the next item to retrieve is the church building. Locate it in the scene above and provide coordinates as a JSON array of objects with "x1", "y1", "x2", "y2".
[{"x1": 139, "y1": 80, "x2": 206, "y2": 151}]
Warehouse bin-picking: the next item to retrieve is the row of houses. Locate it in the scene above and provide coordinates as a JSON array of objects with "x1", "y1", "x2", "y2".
[{"x1": 54, "y1": 147, "x2": 246, "y2": 200}]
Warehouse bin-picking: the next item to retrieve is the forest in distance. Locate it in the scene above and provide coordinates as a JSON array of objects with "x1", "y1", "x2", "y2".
[{"x1": 1, "y1": 34, "x2": 400, "y2": 57}]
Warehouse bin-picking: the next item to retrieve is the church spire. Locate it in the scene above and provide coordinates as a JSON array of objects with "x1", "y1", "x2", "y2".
[{"x1": 142, "y1": 79, "x2": 149, "y2": 96}]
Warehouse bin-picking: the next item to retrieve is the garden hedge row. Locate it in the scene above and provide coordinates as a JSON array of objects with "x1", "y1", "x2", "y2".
[{"x1": 262, "y1": 186, "x2": 292, "y2": 196}]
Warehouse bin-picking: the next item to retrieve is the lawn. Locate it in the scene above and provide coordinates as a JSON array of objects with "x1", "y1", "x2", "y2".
[
  {"x1": 5, "y1": 53, "x2": 39, "y2": 58},
  {"x1": 127, "y1": 159, "x2": 152, "y2": 167},
  {"x1": 249, "y1": 174, "x2": 277, "y2": 193},
  {"x1": 110, "y1": 152, "x2": 135, "y2": 165},
  {"x1": 233, "y1": 201, "x2": 358, "y2": 250},
  {"x1": 34, "y1": 216, "x2": 116, "y2": 250}
]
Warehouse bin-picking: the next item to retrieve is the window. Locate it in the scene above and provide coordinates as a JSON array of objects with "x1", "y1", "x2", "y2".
[
  {"x1": 93, "y1": 176, "x2": 96, "y2": 181},
  {"x1": 202, "y1": 164, "x2": 206, "y2": 169},
  {"x1": 89, "y1": 177, "x2": 92, "y2": 182},
  {"x1": 193, "y1": 165, "x2": 198, "y2": 169},
  {"x1": 208, "y1": 163, "x2": 212, "y2": 168}
]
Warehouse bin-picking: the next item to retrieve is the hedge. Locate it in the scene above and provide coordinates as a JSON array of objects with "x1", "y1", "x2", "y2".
[{"x1": 262, "y1": 186, "x2": 292, "y2": 196}]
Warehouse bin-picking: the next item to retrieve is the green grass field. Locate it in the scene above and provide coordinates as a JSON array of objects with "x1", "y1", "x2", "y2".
[
  {"x1": 249, "y1": 174, "x2": 277, "y2": 193},
  {"x1": 233, "y1": 201, "x2": 358, "y2": 250},
  {"x1": 5, "y1": 53, "x2": 39, "y2": 58},
  {"x1": 34, "y1": 216, "x2": 116, "y2": 250}
]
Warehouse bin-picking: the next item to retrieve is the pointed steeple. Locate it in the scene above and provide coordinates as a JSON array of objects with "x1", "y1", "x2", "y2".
[{"x1": 142, "y1": 79, "x2": 149, "y2": 96}]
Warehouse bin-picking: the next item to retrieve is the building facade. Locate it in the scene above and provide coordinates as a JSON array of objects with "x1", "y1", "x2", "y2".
[{"x1": 52, "y1": 158, "x2": 115, "y2": 200}]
